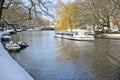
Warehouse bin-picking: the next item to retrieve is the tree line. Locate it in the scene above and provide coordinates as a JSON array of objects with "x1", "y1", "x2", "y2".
[{"x1": 56, "y1": 0, "x2": 120, "y2": 33}]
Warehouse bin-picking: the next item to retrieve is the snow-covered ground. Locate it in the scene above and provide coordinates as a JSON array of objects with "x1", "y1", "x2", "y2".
[
  {"x1": 0, "y1": 31, "x2": 34, "y2": 80},
  {"x1": 102, "y1": 34, "x2": 120, "y2": 39}
]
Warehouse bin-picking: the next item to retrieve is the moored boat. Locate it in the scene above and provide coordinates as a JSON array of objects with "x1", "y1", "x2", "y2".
[
  {"x1": 6, "y1": 30, "x2": 16, "y2": 34},
  {"x1": 18, "y1": 41, "x2": 29, "y2": 49},
  {"x1": 5, "y1": 41, "x2": 20, "y2": 52},
  {"x1": 17, "y1": 29, "x2": 22, "y2": 32},
  {"x1": 1, "y1": 33, "x2": 11, "y2": 41}
]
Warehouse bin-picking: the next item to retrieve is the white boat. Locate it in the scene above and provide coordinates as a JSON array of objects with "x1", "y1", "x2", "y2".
[
  {"x1": 17, "y1": 29, "x2": 22, "y2": 32},
  {"x1": 5, "y1": 41, "x2": 20, "y2": 51},
  {"x1": 27, "y1": 29, "x2": 33, "y2": 31},
  {"x1": 1, "y1": 34, "x2": 11, "y2": 41},
  {"x1": 55, "y1": 30, "x2": 95, "y2": 41},
  {"x1": 6, "y1": 30, "x2": 16, "y2": 34},
  {"x1": 33, "y1": 28, "x2": 40, "y2": 31}
]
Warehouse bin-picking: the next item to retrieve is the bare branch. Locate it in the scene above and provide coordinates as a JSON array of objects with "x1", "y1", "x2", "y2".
[
  {"x1": 0, "y1": 0, "x2": 5, "y2": 19},
  {"x1": 111, "y1": 0, "x2": 120, "y2": 8},
  {"x1": 3, "y1": 0, "x2": 13, "y2": 9},
  {"x1": 1, "y1": 17, "x2": 17, "y2": 32},
  {"x1": 38, "y1": 3, "x2": 55, "y2": 20}
]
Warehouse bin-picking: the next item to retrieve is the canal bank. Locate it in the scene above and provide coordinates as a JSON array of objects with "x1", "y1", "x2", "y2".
[
  {"x1": 0, "y1": 31, "x2": 34, "y2": 80},
  {"x1": 95, "y1": 34, "x2": 120, "y2": 39}
]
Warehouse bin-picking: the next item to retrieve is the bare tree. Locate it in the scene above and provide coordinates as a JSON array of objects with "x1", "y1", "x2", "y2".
[
  {"x1": 111, "y1": 0, "x2": 120, "y2": 9},
  {"x1": 0, "y1": 0, "x2": 55, "y2": 32},
  {"x1": 0, "y1": 0, "x2": 5, "y2": 19}
]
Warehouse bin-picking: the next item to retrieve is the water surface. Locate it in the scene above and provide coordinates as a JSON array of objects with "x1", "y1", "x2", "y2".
[{"x1": 12, "y1": 31, "x2": 120, "y2": 80}]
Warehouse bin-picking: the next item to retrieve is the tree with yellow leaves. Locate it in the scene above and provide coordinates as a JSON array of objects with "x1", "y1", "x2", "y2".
[{"x1": 57, "y1": 2, "x2": 80, "y2": 31}]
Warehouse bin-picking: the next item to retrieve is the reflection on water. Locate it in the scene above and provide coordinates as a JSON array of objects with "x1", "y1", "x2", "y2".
[{"x1": 12, "y1": 31, "x2": 120, "y2": 80}]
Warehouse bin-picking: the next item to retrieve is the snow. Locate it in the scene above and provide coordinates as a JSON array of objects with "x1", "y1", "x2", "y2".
[{"x1": 0, "y1": 31, "x2": 34, "y2": 80}]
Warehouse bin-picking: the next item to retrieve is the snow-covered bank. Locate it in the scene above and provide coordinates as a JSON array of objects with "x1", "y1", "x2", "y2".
[
  {"x1": 95, "y1": 34, "x2": 120, "y2": 39},
  {"x1": 102, "y1": 34, "x2": 120, "y2": 39},
  {"x1": 0, "y1": 31, "x2": 34, "y2": 80}
]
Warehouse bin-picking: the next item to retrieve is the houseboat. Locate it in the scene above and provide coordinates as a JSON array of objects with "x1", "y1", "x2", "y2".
[{"x1": 55, "y1": 30, "x2": 95, "y2": 41}]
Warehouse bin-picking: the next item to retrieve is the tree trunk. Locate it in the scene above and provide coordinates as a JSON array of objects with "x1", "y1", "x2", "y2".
[
  {"x1": 11, "y1": 24, "x2": 17, "y2": 33},
  {"x1": 107, "y1": 17, "x2": 111, "y2": 34},
  {"x1": 0, "y1": 0, "x2": 5, "y2": 20}
]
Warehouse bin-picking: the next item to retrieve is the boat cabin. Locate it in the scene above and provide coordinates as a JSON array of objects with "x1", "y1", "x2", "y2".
[{"x1": 55, "y1": 30, "x2": 94, "y2": 41}]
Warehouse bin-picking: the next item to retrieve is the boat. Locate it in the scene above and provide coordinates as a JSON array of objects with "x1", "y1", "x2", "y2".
[
  {"x1": 1, "y1": 33, "x2": 11, "y2": 41},
  {"x1": 33, "y1": 28, "x2": 41, "y2": 31},
  {"x1": 18, "y1": 41, "x2": 29, "y2": 49},
  {"x1": 6, "y1": 30, "x2": 16, "y2": 34},
  {"x1": 27, "y1": 29, "x2": 33, "y2": 31},
  {"x1": 55, "y1": 29, "x2": 95, "y2": 41},
  {"x1": 17, "y1": 29, "x2": 22, "y2": 32},
  {"x1": 5, "y1": 41, "x2": 20, "y2": 52}
]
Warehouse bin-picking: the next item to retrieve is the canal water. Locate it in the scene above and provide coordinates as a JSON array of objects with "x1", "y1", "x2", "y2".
[{"x1": 11, "y1": 31, "x2": 120, "y2": 80}]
